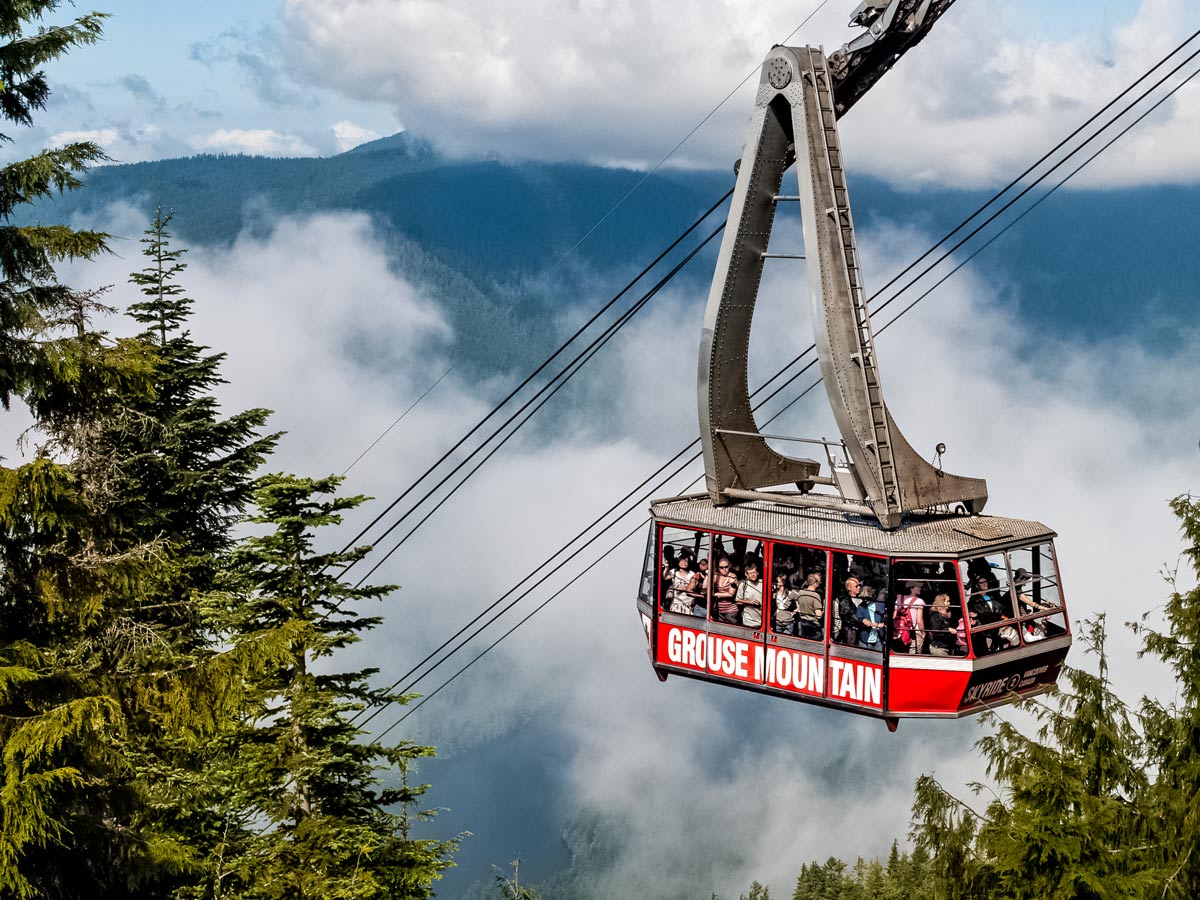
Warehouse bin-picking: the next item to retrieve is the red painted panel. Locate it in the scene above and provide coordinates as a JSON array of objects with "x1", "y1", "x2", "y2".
[
  {"x1": 655, "y1": 623, "x2": 764, "y2": 687},
  {"x1": 888, "y1": 667, "x2": 971, "y2": 714},
  {"x1": 825, "y1": 658, "x2": 884, "y2": 709},
  {"x1": 655, "y1": 621, "x2": 708, "y2": 675},
  {"x1": 762, "y1": 645, "x2": 825, "y2": 700}
]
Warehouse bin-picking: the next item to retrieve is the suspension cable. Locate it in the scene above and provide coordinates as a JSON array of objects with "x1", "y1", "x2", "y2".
[
  {"x1": 334, "y1": 189, "x2": 731, "y2": 564},
  {"x1": 350, "y1": 223, "x2": 727, "y2": 586}
]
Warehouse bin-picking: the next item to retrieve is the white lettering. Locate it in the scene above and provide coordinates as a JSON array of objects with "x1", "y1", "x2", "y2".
[
  {"x1": 776, "y1": 648, "x2": 791, "y2": 686},
  {"x1": 735, "y1": 643, "x2": 749, "y2": 678},
  {"x1": 828, "y1": 660, "x2": 844, "y2": 697},
  {"x1": 680, "y1": 630, "x2": 696, "y2": 667},
  {"x1": 667, "y1": 628, "x2": 681, "y2": 663},
  {"x1": 753, "y1": 645, "x2": 763, "y2": 680},
  {"x1": 722, "y1": 639, "x2": 738, "y2": 676},
  {"x1": 808, "y1": 655, "x2": 824, "y2": 694},
  {"x1": 839, "y1": 661, "x2": 859, "y2": 701},
  {"x1": 864, "y1": 666, "x2": 881, "y2": 706},
  {"x1": 965, "y1": 677, "x2": 1009, "y2": 705}
]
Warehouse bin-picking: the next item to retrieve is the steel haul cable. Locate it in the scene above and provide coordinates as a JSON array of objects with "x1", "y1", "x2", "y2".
[
  {"x1": 360, "y1": 45, "x2": 1200, "y2": 732},
  {"x1": 335, "y1": 189, "x2": 733, "y2": 563},
  {"x1": 352, "y1": 223, "x2": 728, "y2": 585},
  {"x1": 340, "y1": 28, "x2": 1200, "y2": 575}
]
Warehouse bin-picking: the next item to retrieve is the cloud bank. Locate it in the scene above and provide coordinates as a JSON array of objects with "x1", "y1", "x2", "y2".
[{"x1": 276, "y1": 0, "x2": 1200, "y2": 188}]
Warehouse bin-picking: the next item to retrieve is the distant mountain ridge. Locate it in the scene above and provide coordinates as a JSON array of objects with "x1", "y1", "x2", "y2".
[{"x1": 32, "y1": 132, "x2": 1200, "y2": 361}]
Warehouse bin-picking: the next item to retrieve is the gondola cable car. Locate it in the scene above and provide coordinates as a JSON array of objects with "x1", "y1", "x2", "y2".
[{"x1": 635, "y1": 0, "x2": 1071, "y2": 729}]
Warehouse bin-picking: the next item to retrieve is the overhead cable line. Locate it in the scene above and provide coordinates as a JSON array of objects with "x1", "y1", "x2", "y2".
[
  {"x1": 346, "y1": 24, "x2": 1200, "y2": 568},
  {"x1": 863, "y1": 25, "x2": 1200, "y2": 311},
  {"x1": 361, "y1": 45, "x2": 1200, "y2": 730},
  {"x1": 352, "y1": 223, "x2": 728, "y2": 586},
  {"x1": 361, "y1": 48, "x2": 1195, "y2": 723},
  {"x1": 337, "y1": 0, "x2": 835, "y2": 476},
  {"x1": 335, "y1": 188, "x2": 732, "y2": 560}
]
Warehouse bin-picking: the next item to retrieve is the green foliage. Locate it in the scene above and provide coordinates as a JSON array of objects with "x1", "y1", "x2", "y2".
[
  {"x1": 0, "y1": 3, "x2": 110, "y2": 409},
  {"x1": 494, "y1": 858, "x2": 541, "y2": 900},
  {"x1": 195, "y1": 474, "x2": 455, "y2": 899},
  {"x1": 1134, "y1": 493, "x2": 1200, "y2": 898}
]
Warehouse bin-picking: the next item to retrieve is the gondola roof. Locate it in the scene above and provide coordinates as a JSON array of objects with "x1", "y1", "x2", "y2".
[{"x1": 651, "y1": 494, "x2": 1056, "y2": 557}]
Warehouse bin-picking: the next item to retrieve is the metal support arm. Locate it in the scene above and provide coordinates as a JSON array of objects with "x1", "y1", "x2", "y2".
[{"x1": 698, "y1": 43, "x2": 986, "y2": 530}]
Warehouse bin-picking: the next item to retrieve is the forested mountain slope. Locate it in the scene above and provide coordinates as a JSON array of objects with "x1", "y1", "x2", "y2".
[{"x1": 31, "y1": 133, "x2": 1200, "y2": 372}]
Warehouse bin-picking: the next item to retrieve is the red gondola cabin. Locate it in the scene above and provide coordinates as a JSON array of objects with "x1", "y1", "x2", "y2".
[{"x1": 636, "y1": 496, "x2": 1070, "y2": 727}]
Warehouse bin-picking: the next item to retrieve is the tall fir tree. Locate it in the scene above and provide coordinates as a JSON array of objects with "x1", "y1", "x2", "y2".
[
  {"x1": 909, "y1": 617, "x2": 1155, "y2": 900},
  {"x1": 0, "y1": 201, "x2": 279, "y2": 896},
  {"x1": 203, "y1": 473, "x2": 454, "y2": 899},
  {"x1": 0, "y1": 5, "x2": 153, "y2": 896},
  {"x1": 1136, "y1": 492, "x2": 1200, "y2": 898},
  {"x1": 0, "y1": 2, "x2": 109, "y2": 407}
]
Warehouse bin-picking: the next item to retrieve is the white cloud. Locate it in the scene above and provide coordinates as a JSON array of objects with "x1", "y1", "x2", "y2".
[
  {"x1": 331, "y1": 119, "x2": 383, "y2": 153},
  {"x1": 50, "y1": 127, "x2": 122, "y2": 147},
  {"x1": 191, "y1": 127, "x2": 318, "y2": 157},
  {"x1": 276, "y1": 0, "x2": 1200, "y2": 188},
  {"x1": 47, "y1": 124, "x2": 171, "y2": 164}
]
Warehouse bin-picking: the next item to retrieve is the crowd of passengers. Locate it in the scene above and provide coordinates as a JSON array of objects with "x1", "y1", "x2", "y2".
[{"x1": 661, "y1": 546, "x2": 1062, "y2": 657}]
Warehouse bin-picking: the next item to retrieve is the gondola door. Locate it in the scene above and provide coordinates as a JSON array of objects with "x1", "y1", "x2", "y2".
[
  {"x1": 762, "y1": 541, "x2": 830, "y2": 703},
  {"x1": 823, "y1": 550, "x2": 887, "y2": 712},
  {"x1": 705, "y1": 533, "x2": 767, "y2": 688}
]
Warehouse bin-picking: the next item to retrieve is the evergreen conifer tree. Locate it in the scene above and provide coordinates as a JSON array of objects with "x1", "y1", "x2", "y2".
[
  {"x1": 0, "y1": 2, "x2": 109, "y2": 406},
  {"x1": 1137, "y1": 492, "x2": 1200, "y2": 898},
  {"x1": 909, "y1": 616, "x2": 1154, "y2": 900},
  {"x1": 0, "y1": 199, "x2": 279, "y2": 895},
  {"x1": 205, "y1": 473, "x2": 454, "y2": 899}
]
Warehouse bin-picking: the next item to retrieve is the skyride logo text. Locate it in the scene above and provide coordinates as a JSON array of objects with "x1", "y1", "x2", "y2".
[{"x1": 657, "y1": 623, "x2": 882, "y2": 708}]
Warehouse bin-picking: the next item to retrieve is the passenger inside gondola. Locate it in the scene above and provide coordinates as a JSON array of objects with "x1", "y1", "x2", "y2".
[
  {"x1": 925, "y1": 593, "x2": 958, "y2": 656},
  {"x1": 770, "y1": 544, "x2": 826, "y2": 640},
  {"x1": 690, "y1": 557, "x2": 710, "y2": 617},
  {"x1": 855, "y1": 584, "x2": 886, "y2": 651},
  {"x1": 832, "y1": 552, "x2": 888, "y2": 647},
  {"x1": 794, "y1": 572, "x2": 824, "y2": 641},
  {"x1": 712, "y1": 557, "x2": 739, "y2": 624},
  {"x1": 659, "y1": 528, "x2": 713, "y2": 618},
  {"x1": 772, "y1": 572, "x2": 795, "y2": 636},
  {"x1": 965, "y1": 561, "x2": 1019, "y2": 654},
  {"x1": 667, "y1": 549, "x2": 699, "y2": 616},
  {"x1": 737, "y1": 557, "x2": 763, "y2": 628},
  {"x1": 835, "y1": 576, "x2": 861, "y2": 646},
  {"x1": 896, "y1": 580, "x2": 926, "y2": 655}
]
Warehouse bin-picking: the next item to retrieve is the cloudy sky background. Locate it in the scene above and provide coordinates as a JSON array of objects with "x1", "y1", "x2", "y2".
[
  {"x1": 10, "y1": 0, "x2": 1197, "y2": 187},
  {"x1": 12, "y1": 0, "x2": 1200, "y2": 895}
]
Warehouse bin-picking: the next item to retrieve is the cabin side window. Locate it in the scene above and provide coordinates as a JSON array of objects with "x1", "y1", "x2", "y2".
[
  {"x1": 638, "y1": 526, "x2": 657, "y2": 607},
  {"x1": 709, "y1": 534, "x2": 766, "y2": 630},
  {"x1": 831, "y1": 552, "x2": 889, "y2": 651},
  {"x1": 659, "y1": 527, "x2": 710, "y2": 619},
  {"x1": 1006, "y1": 543, "x2": 1068, "y2": 642},
  {"x1": 961, "y1": 553, "x2": 1020, "y2": 655},
  {"x1": 768, "y1": 544, "x2": 827, "y2": 642},
  {"x1": 892, "y1": 560, "x2": 966, "y2": 657}
]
